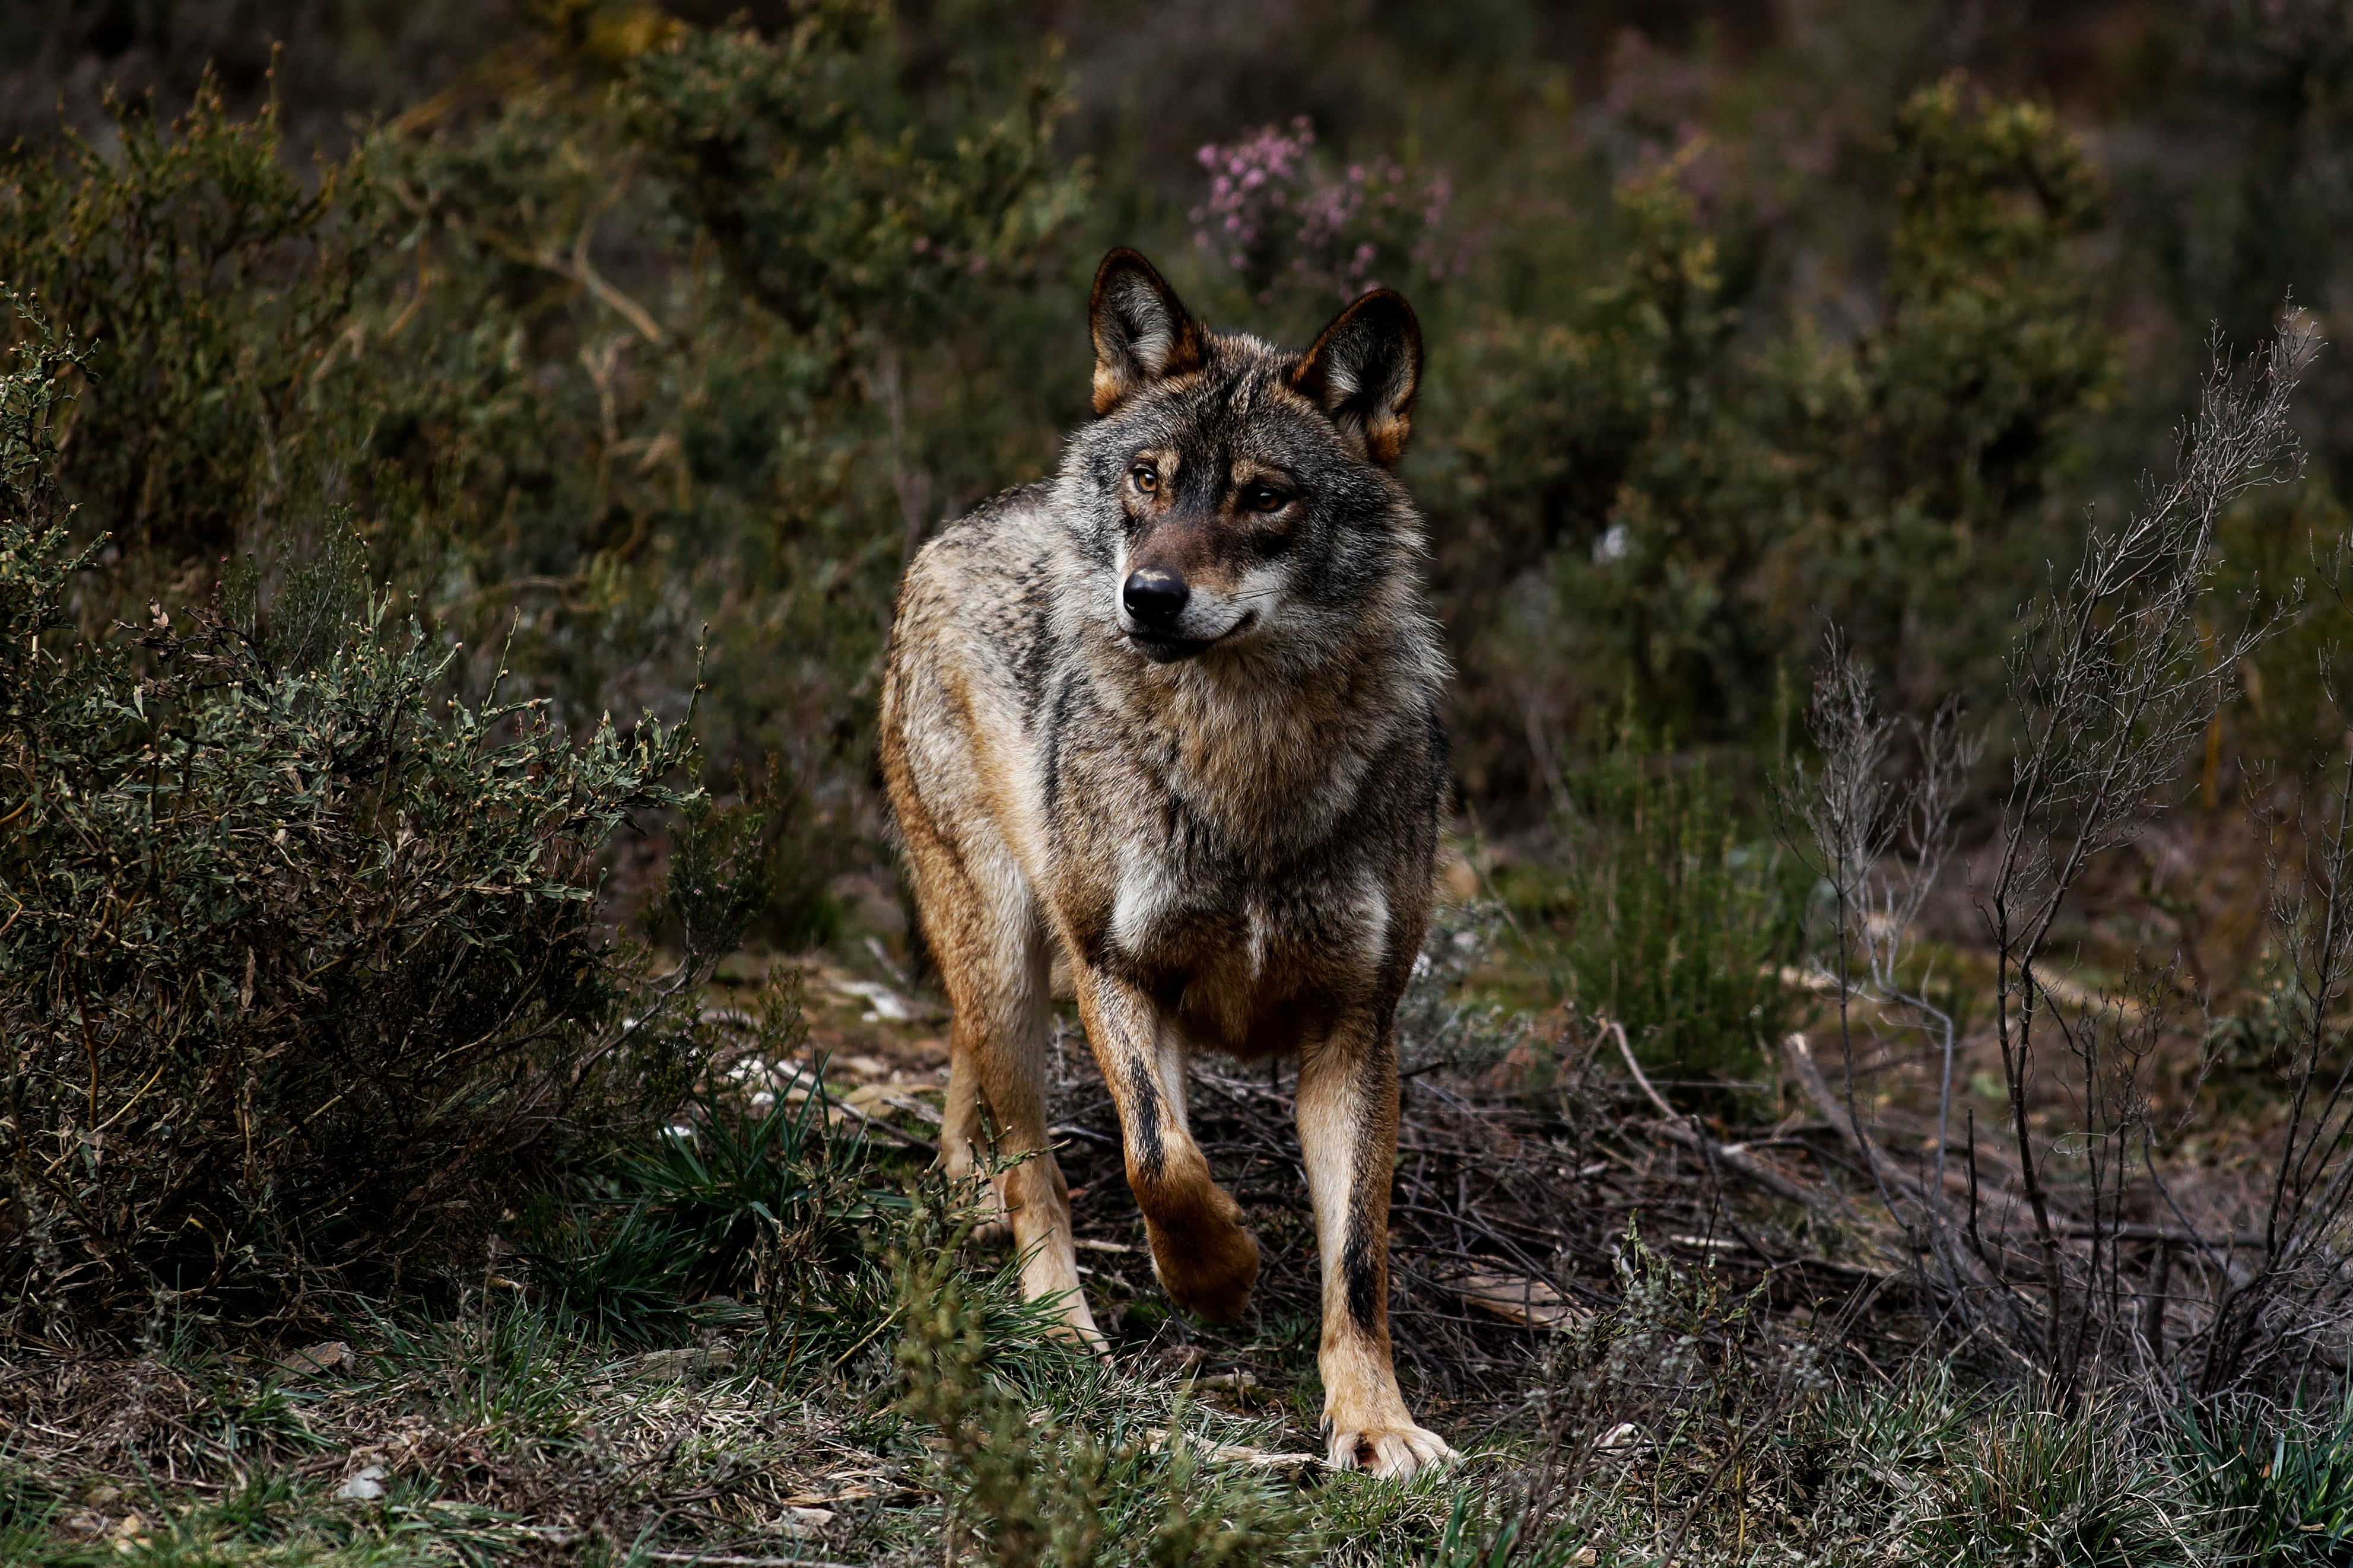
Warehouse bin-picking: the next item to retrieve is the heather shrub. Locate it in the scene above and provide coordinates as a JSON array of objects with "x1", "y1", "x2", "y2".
[
  {"x1": 1186, "y1": 115, "x2": 1462, "y2": 325},
  {"x1": 0, "y1": 314, "x2": 758, "y2": 1338},
  {"x1": 0, "y1": 2, "x2": 1085, "y2": 936}
]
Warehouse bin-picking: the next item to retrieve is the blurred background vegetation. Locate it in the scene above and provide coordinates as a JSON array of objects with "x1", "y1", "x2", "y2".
[{"x1": 5, "y1": 0, "x2": 2352, "y2": 1014}]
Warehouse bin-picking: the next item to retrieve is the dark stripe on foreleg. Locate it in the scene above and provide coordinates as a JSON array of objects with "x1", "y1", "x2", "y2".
[
  {"x1": 1342, "y1": 1208, "x2": 1381, "y2": 1332},
  {"x1": 1128, "y1": 1051, "x2": 1164, "y2": 1179}
]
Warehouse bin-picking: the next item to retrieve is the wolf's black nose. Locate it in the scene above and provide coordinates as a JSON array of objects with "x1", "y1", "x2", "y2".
[{"x1": 1122, "y1": 568, "x2": 1189, "y2": 626}]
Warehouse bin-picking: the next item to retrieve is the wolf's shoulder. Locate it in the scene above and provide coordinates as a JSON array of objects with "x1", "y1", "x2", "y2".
[
  {"x1": 928, "y1": 481, "x2": 1060, "y2": 556},
  {"x1": 897, "y1": 481, "x2": 1072, "y2": 705},
  {"x1": 904, "y1": 480, "x2": 1063, "y2": 608}
]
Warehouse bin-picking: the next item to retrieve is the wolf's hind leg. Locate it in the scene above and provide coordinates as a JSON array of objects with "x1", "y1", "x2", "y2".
[
  {"x1": 1297, "y1": 1012, "x2": 1455, "y2": 1480},
  {"x1": 916, "y1": 846, "x2": 1098, "y2": 1346},
  {"x1": 1072, "y1": 967, "x2": 1260, "y2": 1324}
]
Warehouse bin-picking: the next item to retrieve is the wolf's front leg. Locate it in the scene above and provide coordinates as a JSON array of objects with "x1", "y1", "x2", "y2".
[
  {"x1": 1071, "y1": 966, "x2": 1260, "y2": 1323},
  {"x1": 913, "y1": 853, "x2": 1099, "y2": 1348},
  {"x1": 1296, "y1": 1013, "x2": 1456, "y2": 1480}
]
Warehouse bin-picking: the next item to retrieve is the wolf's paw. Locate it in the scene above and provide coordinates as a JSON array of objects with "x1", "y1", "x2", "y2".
[
  {"x1": 1323, "y1": 1423, "x2": 1457, "y2": 1481},
  {"x1": 1147, "y1": 1219, "x2": 1261, "y2": 1325},
  {"x1": 1044, "y1": 1301, "x2": 1112, "y2": 1360}
]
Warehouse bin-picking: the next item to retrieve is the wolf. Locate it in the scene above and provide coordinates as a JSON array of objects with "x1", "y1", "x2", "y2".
[{"x1": 879, "y1": 248, "x2": 1455, "y2": 1478}]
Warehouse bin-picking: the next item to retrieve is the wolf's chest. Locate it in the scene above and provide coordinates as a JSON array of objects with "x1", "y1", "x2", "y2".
[{"x1": 1101, "y1": 833, "x2": 1390, "y2": 988}]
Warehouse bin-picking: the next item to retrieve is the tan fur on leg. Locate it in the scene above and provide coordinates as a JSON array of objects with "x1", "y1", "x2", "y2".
[
  {"x1": 1297, "y1": 1018, "x2": 1455, "y2": 1479},
  {"x1": 938, "y1": 1033, "x2": 1009, "y2": 1242},
  {"x1": 891, "y1": 792, "x2": 1099, "y2": 1346},
  {"x1": 1072, "y1": 964, "x2": 1260, "y2": 1324}
]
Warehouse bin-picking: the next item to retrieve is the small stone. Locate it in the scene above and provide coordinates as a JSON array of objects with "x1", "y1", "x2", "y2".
[
  {"x1": 278, "y1": 1340, "x2": 350, "y2": 1375},
  {"x1": 628, "y1": 1344, "x2": 735, "y2": 1381},
  {"x1": 336, "y1": 1465, "x2": 389, "y2": 1502}
]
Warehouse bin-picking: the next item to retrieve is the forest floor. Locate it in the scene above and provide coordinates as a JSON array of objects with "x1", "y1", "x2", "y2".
[{"x1": 0, "y1": 904, "x2": 2308, "y2": 1567}]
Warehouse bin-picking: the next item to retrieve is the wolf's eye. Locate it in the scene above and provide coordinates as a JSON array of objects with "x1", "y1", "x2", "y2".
[
  {"x1": 1243, "y1": 484, "x2": 1289, "y2": 513},
  {"x1": 1131, "y1": 464, "x2": 1158, "y2": 494}
]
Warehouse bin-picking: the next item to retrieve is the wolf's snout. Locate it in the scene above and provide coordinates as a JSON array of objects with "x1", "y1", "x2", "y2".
[{"x1": 1122, "y1": 568, "x2": 1189, "y2": 626}]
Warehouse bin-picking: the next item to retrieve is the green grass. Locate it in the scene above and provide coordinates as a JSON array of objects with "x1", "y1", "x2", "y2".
[
  {"x1": 2173, "y1": 1388, "x2": 2353, "y2": 1564},
  {"x1": 1503, "y1": 730, "x2": 1811, "y2": 1099}
]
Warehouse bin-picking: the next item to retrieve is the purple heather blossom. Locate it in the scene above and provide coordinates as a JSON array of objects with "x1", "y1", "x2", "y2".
[{"x1": 1190, "y1": 116, "x2": 1462, "y2": 305}]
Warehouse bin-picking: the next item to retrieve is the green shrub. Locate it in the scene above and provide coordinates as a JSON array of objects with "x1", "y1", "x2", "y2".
[
  {"x1": 1536, "y1": 726, "x2": 1807, "y2": 1090},
  {"x1": 1437, "y1": 75, "x2": 2111, "y2": 792},
  {"x1": 0, "y1": 72, "x2": 371, "y2": 572},
  {"x1": 0, "y1": 5, "x2": 1086, "y2": 941},
  {"x1": 892, "y1": 1184, "x2": 1309, "y2": 1568},
  {"x1": 0, "y1": 311, "x2": 748, "y2": 1338}
]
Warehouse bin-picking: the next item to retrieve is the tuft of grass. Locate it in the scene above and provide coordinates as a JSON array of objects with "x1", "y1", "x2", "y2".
[
  {"x1": 2173, "y1": 1389, "x2": 2353, "y2": 1565},
  {"x1": 516, "y1": 987, "x2": 916, "y2": 1359},
  {"x1": 1528, "y1": 723, "x2": 1808, "y2": 1095},
  {"x1": 365, "y1": 1298, "x2": 595, "y2": 1452},
  {"x1": 1925, "y1": 1395, "x2": 2209, "y2": 1568}
]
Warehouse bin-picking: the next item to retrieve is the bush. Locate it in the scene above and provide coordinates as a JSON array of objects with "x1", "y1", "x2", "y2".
[
  {"x1": 0, "y1": 71, "x2": 370, "y2": 571},
  {"x1": 0, "y1": 6, "x2": 1086, "y2": 939},
  {"x1": 1535, "y1": 724, "x2": 1807, "y2": 1090},
  {"x1": 1434, "y1": 75, "x2": 2111, "y2": 798},
  {"x1": 0, "y1": 312, "x2": 748, "y2": 1338}
]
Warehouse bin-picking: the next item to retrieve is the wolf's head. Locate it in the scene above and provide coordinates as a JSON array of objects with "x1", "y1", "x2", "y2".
[{"x1": 1059, "y1": 248, "x2": 1424, "y2": 667}]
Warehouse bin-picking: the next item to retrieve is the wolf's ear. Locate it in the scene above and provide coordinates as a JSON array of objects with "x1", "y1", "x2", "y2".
[
  {"x1": 1290, "y1": 290, "x2": 1422, "y2": 466},
  {"x1": 1090, "y1": 249, "x2": 1205, "y2": 415}
]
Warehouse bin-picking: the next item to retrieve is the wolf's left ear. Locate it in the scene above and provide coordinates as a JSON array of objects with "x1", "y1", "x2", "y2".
[
  {"x1": 1290, "y1": 290, "x2": 1422, "y2": 466},
  {"x1": 1090, "y1": 249, "x2": 1205, "y2": 415}
]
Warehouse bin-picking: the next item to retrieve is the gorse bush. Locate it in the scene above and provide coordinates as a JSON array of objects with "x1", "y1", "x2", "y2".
[{"x1": 0, "y1": 311, "x2": 758, "y2": 1338}]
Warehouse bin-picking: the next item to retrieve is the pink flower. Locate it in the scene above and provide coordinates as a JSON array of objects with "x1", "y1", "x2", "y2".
[{"x1": 1190, "y1": 114, "x2": 1459, "y2": 300}]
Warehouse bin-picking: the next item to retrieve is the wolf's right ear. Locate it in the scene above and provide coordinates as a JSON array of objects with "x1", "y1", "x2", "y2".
[{"x1": 1090, "y1": 249, "x2": 1205, "y2": 415}]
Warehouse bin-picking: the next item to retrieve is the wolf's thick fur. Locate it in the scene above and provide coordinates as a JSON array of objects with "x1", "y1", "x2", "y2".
[{"x1": 880, "y1": 250, "x2": 1453, "y2": 1477}]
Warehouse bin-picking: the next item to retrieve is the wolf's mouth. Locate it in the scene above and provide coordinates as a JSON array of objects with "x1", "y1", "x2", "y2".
[{"x1": 1126, "y1": 610, "x2": 1257, "y2": 664}]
